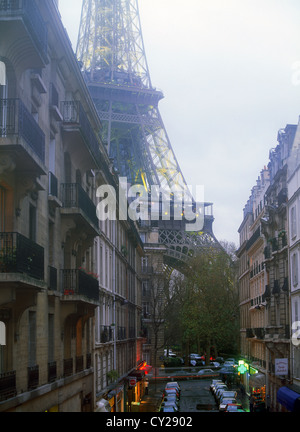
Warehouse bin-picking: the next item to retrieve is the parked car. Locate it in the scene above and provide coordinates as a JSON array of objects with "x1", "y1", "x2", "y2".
[
  {"x1": 163, "y1": 388, "x2": 180, "y2": 400},
  {"x1": 226, "y1": 358, "x2": 236, "y2": 364},
  {"x1": 189, "y1": 353, "x2": 204, "y2": 366},
  {"x1": 165, "y1": 382, "x2": 181, "y2": 393},
  {"x1": 223, "y1": 361, "x2": 235, "y2": 368},
  {"x1": 210, "y1": 361, "x2": 220, "y2": 368},
  {"x1": 160, "y1": 401, "x2": 179, "y2": 412},
  {"x1": 213, "y1": 382, "x2": 227, "y2": 394},
  {"x1": 162, "y1": 396, "x2": 179, "y2": 406},
  {"x1": 210, "y1": 379, "x2": 223, "y2": 392},
  {"x1": 225, "y1": 403, "x2": 245, "y2": 412},
  {"x1": 215, "y1": 357, "x2": 224, "y2": 364},
  {"x1": 164, "y1": 349, "x2": 176, "y2": 357},
  {"x1": 197, "y1": 368, "x2": 215, "y2": 375},
  {"x1": 160, "y1": 406, "x2": 178, "y2": 412},
  {"x1": 219, "y1": 391, "x2": 237, "y2": 403},
  {"x1": 215, "y1": 385, "x2": 228, "y2": 400},
  {"x1": 219, "y1": 398, "x2": 237, "y2": 411}
]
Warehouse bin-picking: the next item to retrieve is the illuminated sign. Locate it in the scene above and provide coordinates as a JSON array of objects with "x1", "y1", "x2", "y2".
[
  {"x1": 238, "y1": 360, "x2": 249, "y2": 374},
  {"x1": 0, "y1": 321, "x2": 5, "y2": 346}
]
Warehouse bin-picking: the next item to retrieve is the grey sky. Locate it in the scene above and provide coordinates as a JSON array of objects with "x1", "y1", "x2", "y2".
[{"x1": 58, "y1": 0, "x2": 300, "y2": 246}]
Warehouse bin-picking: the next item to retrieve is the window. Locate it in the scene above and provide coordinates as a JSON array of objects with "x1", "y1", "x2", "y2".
[
  {"x1": 291, "y1": 206, "x2": 297, "y2": 239},
  {"x1": 142, "y1": 302, "x2": 150, "y2": 317},
  {"x1": 29, "y1": 204, "x2": 36, "y2": 242},
  {"x1": 0, "y1": 61, "x2": 6, "y2": 87},
  {"x1": 0, "y1": 186, "x2": 6, "y2": 231},
  {"x1": 292, "y1": 252, "x2": 299, "y2": 288},
  {"x1": 48, "y1": 314, "x2": 54, "y2": 363},
  {"x1": 28, "y1": 311, "x2": 36, "y2": 367}
]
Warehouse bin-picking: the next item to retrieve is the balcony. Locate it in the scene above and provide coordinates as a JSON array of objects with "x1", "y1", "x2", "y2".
[
  {"x1": 48, "y1": 266, "x2": 58, "y2": 291},
  {"x1": 141, "y1": 266, "x2": 153, "y2": 274},
  {"x1": 28, "y1": 365, "x2": 39, "y2": 391},
  {"x1": 48, "y1": 361, "x2": 57, "y2": 384},
  {"x1": 60, "y1": 183, "x2": 100, "y2": 236},
  {"x1": 61, "y1": 269, "x2": 99, "y2": 304},
  {"x1": 63, "y1": 358, "x2": 73, "y2": 378},
  {"x1": 0, "y1": 371, "x2": 17, "y2": 402},
  {"x1": 0, "y1": 232, "x2": 44, "y2": 281},
  {"x1": 48, "y1": 172, "x2": 61, "y2": 212},
  {"x1": 61, "y1": 100, "x2": 102, "y2": 168},
  {"x1": 0, "y1": 98, "x2": 46, "y2": 174},
  {"x1": 100, "y1": 325, "x2": 113, "y2": 343},
  {"x1": 117, "y1": 326, "x2": 127, "y2": 341},
  {"x1": 0, "y1": 0, "x2": 48, "y2": 68}
]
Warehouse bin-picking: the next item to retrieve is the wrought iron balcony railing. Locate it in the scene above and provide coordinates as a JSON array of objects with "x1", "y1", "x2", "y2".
[
  {"x1": 76, "y1": 355, "x2": 84, "y2": 373},
  {"x1": 0, "y1": 232, "x2": 44, "y2": 280},
  {"x1": 48, "y1": 172, "x2": 58, "y2": 198},
  {"x1": 0, "y1": 98, "x2": 45, "y2": 164},
  {"x1": 100, "y1": 325, "x2": 113, "y2": 343},
  {"x1": 0, "y1": 0, "x2": 48, "y2": 60},
  {"x1": 61, "y1": 100, "x2": 102, "y2": 165},
  {"x1": 117, "y1": 326, "x2": 126, "y2": 341},
  {"x1": 63, "y1": 358, "x2": 73, "y2": 378},
  {"x1": 48, "y1": 361, "x2": 57, "y2": 383},
  {"x1": 61, "y1": 183, "x2": 99, "y2": 229},
  {"x1": 0, "y1": 371, "x2": 17, "y2": 402},
  {"x1": 48, "y1": 266, "x2": 58, "y2": 291},
  {"x1": 61, "y1": 269, "x2": 99, "y2": 303},
  {"x1": 28, "y1": 365, "x2": 39, "y2": 391}
]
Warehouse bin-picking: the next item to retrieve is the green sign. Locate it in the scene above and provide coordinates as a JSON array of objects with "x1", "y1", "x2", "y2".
[{"x1": 238, "y1": 360, "x2": 249, "y2": 375}]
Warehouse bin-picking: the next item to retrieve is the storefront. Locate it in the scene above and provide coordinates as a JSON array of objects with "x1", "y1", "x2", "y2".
[
  {"x1": 249, "y1": 372, "x2": 266, "y2": 412},
  {"x1": 127, "y1": 361, "x2": 152, "y2": 412},
  {"x1": 277, "y1": 386, "x2": 300, "y2": 412}
]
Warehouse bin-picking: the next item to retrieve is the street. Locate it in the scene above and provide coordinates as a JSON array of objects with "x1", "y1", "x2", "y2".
[
  {"x1": 145, "y1": 376, "x2": 250, "y2": 413},
  {"x1": 148, "y1": 378, "x2": 219, "y2": 413}
]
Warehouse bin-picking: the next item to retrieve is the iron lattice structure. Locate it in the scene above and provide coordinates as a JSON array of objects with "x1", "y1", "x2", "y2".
[{"x1": 76, "y1": 0, "x2": 219, "y2": 266}]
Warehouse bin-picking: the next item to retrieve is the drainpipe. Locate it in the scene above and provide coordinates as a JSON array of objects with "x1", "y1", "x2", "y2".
[{"x1": 112, "y1": 221, "x2": 117, "y2": 412}]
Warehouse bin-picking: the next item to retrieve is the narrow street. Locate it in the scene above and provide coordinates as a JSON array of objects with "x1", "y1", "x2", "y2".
[{"x1": 143, "y1": 377, "x2": 249, "y2": 413}]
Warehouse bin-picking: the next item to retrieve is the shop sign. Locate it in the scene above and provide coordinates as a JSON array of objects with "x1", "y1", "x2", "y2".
[
  {"x1": 275, "y1": 358, "x2": 288, "y2": 376},
  {"x1": 129, "y1": 377, "x2": 137, "y2": 387}
]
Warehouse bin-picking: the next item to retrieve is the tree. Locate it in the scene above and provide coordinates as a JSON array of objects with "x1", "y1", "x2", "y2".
[{"x1": 164, "y1": 245, "x2": 239, "y2": 363}]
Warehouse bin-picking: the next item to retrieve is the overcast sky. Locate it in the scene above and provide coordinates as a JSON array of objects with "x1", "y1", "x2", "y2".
[{"x1": 58, "y1": 0, "x2": 300, "y2": 246}]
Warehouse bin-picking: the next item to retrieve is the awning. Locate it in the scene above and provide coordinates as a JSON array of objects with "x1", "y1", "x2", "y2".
[
  {"x1": 249, "y1": 373, "x2": 265, "y2": 388},
  {"x1": 129, "y1": 370, "x2": 145, "y2": 381},
  {"x1": 143, "y1": 365, "x2": 152, "y2": 375},
  {"x1": 277, "y1": 387, "x2": 300, "y2": 412},
  {"x1": 95, "y1": 399, "x2": 111, "y2": 413}
]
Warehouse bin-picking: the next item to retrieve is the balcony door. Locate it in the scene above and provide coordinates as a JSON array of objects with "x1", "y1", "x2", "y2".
[
  {"x1": 0, "y1": 61, "x2": 7, "y2": 137},
  {"x1": 0, "y1": 186, "x2": 5, "y2": 232}
]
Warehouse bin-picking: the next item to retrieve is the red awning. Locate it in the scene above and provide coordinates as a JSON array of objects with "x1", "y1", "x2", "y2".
[{"x1": 144, "y1": 365, "x2": 152, "y2": 375}]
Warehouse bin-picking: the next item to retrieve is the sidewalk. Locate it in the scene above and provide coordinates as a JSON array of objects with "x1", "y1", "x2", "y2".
[{"x1": 140, "y1": 381, "x2": 163, "y2": 412}]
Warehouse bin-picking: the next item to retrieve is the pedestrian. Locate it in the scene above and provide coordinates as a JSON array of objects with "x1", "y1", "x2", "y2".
[
  {"x1": 145, "y1": 379, "x2": 149, "y2": 395},
  {"x1": 266, "y1": 395, "x2": 270, "y2": 412},
  {"x1": 249, "y1": 394, "x2": 255, "y2": 412}
]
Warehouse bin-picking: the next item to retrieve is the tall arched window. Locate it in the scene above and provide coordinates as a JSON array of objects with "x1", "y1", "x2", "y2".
[
  {"x1": 0, "y1": 61, "x2": 7, "y2": 99},
  {"x1": 0, "y1": 61, "x2": 6, "y2": 87}
]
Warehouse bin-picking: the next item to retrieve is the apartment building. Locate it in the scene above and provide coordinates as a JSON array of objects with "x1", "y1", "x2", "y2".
[
  {"x1": 287, "y1": 118, "x2": 300, "y2": 399},
  {"x1": 0, "y1": 0, "x2": 144, "y2": 412},
  {"x1": 237, "y1": 168, "x2": 270, "y2": 395},
  {"x1": 237, "y1": 124, "x2": 300, "y2": 411}
]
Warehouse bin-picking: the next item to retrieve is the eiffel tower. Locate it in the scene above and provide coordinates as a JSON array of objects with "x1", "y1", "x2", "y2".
[{"x1": 76, "y1": 0, "x2": 219, "y2": 269}]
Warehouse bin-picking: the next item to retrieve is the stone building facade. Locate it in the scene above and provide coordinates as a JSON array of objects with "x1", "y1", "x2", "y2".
[
  {"x1": 237, "y1": 124, "x2": 300, "y2": 411},
  {"x1": 0, "y1": 0, "x2": 144, "y2": 412}
]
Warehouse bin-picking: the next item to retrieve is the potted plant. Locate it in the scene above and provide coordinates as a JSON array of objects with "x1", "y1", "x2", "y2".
[
  {"x1": 0, "y1": 247, "x2": 17, "y2": 272},
  {"x1": 107, "y1": 369, "x2": 119, "y2": 383}
]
